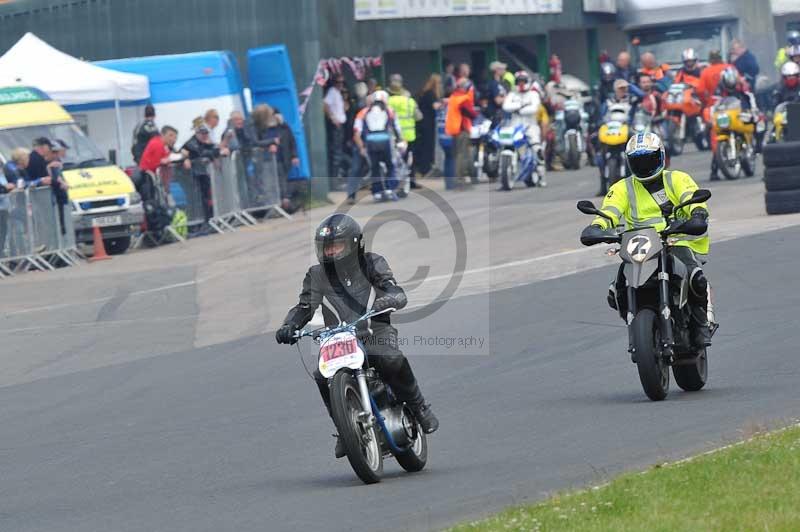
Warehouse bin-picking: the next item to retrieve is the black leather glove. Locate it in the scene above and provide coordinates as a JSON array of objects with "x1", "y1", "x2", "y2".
[
  {"x1": 581, "y1": 224, "x2": 618, "y2": 246},
  {"x1": 668, "y1": 208, "x2": 708, "y2": 236},
  {"x1": 275, "y1": 324, "x2": 298, "y2": 345},
  {"x1": 372, "y1": 296, "x2": 396, "y2": 313}
]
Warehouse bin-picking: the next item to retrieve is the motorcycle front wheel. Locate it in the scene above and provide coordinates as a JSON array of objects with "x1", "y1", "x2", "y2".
[
  {"x1": 330, "y1": 371, "x2": 383, "y2": 484},
  {"x1": 632, "y1": 308, "x2": 670, "y2": 401},
  {"x1": 499, "y1": 154, "x2": 513, "y2": 191},
  {"x1": 715, "y1": 139, "x2": 742, "y2": 180}
]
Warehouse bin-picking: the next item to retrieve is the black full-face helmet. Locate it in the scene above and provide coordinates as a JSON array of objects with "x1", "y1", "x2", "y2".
[{"x1": 314, "y1": 213, "x2": 363, "y2": 266}]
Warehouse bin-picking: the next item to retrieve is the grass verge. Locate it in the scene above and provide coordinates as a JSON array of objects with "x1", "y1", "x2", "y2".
[{"x1": 451, "y1": 424, "x2": 800, "y2": 532}]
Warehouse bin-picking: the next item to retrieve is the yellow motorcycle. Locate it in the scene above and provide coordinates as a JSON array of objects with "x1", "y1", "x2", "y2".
[
  {"x1": 712, "y1": 96, "x2": 756, "y2": 180},
  {"x1": 769, "y1": 102, "x2": 787, "y2": 143},
  {"x1": 597, "y1": 102, "x2": 630, "y2": 195}
]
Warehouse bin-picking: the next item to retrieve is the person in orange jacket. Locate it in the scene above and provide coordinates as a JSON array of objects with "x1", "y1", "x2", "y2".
[
  {"x1": 699, "y1": 50, "x2": 733, "y2": 106},
  {"x1": 674, "y1": 48, "x2": 704, "y2": 92}
]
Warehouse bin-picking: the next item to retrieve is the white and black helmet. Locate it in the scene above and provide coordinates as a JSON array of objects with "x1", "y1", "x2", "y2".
[
  {"x1": 720, "y1": 67, "x2": 738, "y2": 91},
  {"x1": 781, "y1": 60, "x2": 800, "y2": 78},
  {"x1": 625, "y1": 132, "x2": 666, "y2": 183},
  {"x1": 681, "y1": 48, "x2": 698, "y2": 64}
]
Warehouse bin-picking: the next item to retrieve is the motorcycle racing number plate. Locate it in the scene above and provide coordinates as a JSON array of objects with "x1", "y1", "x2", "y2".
[{"x1": 318, "y1": 331, "x2": 365, "y2": 378}]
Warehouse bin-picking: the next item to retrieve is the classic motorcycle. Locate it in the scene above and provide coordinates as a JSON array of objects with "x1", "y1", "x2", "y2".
[
  {"x1": 711, "y1": 96, "x2": 757, "y2": 180},
  {"x1": 577, "y1": 189, "x2": 716, "y2": 401},
  {"x1": 662, "y1": 82, "x2": 708, "y2": 154},
  {"x1": 490, "y1": 118, "x2": 538, "y2": 191},
  {"x1": 293, "y1": 308, "x2": 427, "y2": 484},
  {"x1": 597, "y1": 102, "x2": 631, "y2": 196},
  {"x1": 555, "y1": 98, "x2": 588, "y2": 170}
]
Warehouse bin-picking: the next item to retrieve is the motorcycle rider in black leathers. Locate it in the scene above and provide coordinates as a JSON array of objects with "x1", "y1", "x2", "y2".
[{"x1": 275, "y1": 214, "x2": 439, "y2": 458}]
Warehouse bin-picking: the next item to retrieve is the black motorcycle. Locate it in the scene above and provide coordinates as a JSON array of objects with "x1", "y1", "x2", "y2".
[{"x1": 577, "y1": 189, "x2": 716, "y2": 401}]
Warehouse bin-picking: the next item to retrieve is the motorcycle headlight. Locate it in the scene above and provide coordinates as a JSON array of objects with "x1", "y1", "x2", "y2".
[{"x1": 129, "y1": 192, "x2": 142, "y2": 205}]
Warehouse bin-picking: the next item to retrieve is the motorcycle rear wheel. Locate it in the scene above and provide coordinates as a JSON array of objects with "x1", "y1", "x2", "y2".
[
  {"x1": 632, "y1": 308, "x2": 670, "y2": 401},
  {"x1": 673, "y1": 349, "x2": 708, "y2": 392},
  {"x1": 330, "y1": 371, "x2": 383, "y2": 484},
  {"x1": 565, "y1": 135, "x2": 580, "y2": 169},
  {"x1": 715, "y1": 140, "x2": 742, "y2": 180}
]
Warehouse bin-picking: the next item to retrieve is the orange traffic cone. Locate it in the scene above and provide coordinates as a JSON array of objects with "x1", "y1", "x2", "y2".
[{"x1": 89, "y1": 225, "x2": 111, "y2": 262}]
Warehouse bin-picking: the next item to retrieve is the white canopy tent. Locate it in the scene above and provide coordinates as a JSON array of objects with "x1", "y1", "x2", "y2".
[{"x1": 0, "y1": 32, "x2": 149, "y2": 157}]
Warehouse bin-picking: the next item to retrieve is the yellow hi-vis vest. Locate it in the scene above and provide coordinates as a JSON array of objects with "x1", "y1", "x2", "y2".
[
  {"x1": 593, "y1": 170, "x2": 710, "y2": 256},
  {"x1": 388, "y1": 93, "x2": 418, "y2": 142}
]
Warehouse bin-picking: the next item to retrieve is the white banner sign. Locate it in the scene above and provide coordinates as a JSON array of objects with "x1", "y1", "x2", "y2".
[
  {"x1": 354, "y1": 0, "x2": 562, "y2": 20},
  {"x1": 583, "y1": 0, "x2": 616, "y2": 13}
]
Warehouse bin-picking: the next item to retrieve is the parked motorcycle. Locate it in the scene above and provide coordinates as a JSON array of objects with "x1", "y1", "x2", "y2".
[
  {"x1": 768, "y1": 101, "x2": 788, "y2": 143},
  {"x1": 472, "y1": 118, "x2": 498, "y2": 181},
  {"x1": 490, "y1": 118, "x2": 537, "y2": 191},
  {"x1": 577, "y1": 189, "x2": 716, "y2": 401},
  {"x1": 712, "y1": 96, "x2": 757, "y2": 180},
  {"x1": 293, "y1": 308, "x2": 428, "y2": 484},
  {"x1": 597, "y1": 102, "x2": 631, "y2": 196},
  {"x1": 555, "y1": 98, "x2": 588, "y2": 170},
  {"x1": 662, "y1": 82, "x2": 708, "y2": 154}
]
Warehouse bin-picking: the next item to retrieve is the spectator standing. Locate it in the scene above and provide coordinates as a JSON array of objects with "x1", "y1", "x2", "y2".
[
  {"x1": 181, "y1": 121, "x2": 229, "y2": 223},
  {"x1": 415, "y1": 73, "x2": 443, "y2": 177},
  {"x1": 700, "y1": 50, "x2": 733, "y2": 105},
  {"x1": 139, "y1": 126, "x2": 179, "y2": 175},
  {"x1": 203, "y1": 109, "x2": 221, "y2": 144},
  {"x1": 486, "y1": 62, "x2": 509, "y2": 120},
  {"x1": 324, "y1": 74, "x2": 347, "y2": 184},
  {"x1": 27, "y1": 138, "x2": 55, "y2": 186},
  {"x1": 4, "y1": 148, "x2": 30, "y2": 186},
  {"x1": 437, "y1": 94, "x2": 454, "y2": 184},
  {"x1": 387, "y1": 74, "x2": 422, "y2": 187},
  {"x1": 271, "y1": 107, "x2": 301, "y2": 211},
  {"x1": 443, "y1": 60, "x2": 457, "y2": 97},
  {"x1": 445, "y1": 78, "x2": 477, "y2": 189},
  {"x1": 222, "y1": 111, "x2": 255, "y2": 152},
  {"x1": 457, "y1": 63, "x2": 472, "y2": 84},
  {"x1": 131, "y1": 104, "x2": 159, "y2": 163},
  {"x1": 0, "y1": 169, "x2": 17, "y2": 257},
  {"x1": 731, "y1": 39, "x2": 759, "y2": 89},
  {"x1": 614, "y1": 51, "x2": 637, "y2": 84}
]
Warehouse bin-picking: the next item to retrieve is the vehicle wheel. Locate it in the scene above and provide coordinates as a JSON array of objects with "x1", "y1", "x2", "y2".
[
  {"x1": 673, "y1": 349, "x2": 708, "y2": 392},
  {"x1": 741, "y1": 143, "x2": 756, "y2": 177},
  {"x1": 565, "y1": 135, "x2": 580, "y2": 169},
  {"x1": 671, "y1": 135, "x2": 685, "y2": 156},
  {"x1": 694, "y1": 130, "x2": 709, "y2": 151},
  {"x1": 103, "y1": 236, "x2": 131, "y2": 256},
  {"x1": 499, "y1": 156, "x2": 512, "y2": 191},
  {"x1": 393, "y1": 406, "x2": 428, "y2": 473},
  {"x1": 715, "y1": 140, "x2": 741, "y2": 180},
  {"x1": 762, "y1": 140, "x2": 800, "y2": 168},
  {"x1": 632, "y1": 308, "x2": 669, "y2": 401},
  {"x1": 764, "y1": 166, "x2": 800, "y2": 192},
  {"x1": 329, "y1": 371, "x2": 383, "y2": 484},
  {"x1": 765, "y1": 189, "x2": 800, "y2": 215}
]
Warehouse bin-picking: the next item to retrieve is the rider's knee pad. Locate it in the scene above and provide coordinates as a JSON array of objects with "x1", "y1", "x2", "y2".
[{"x1": 689, "y1": 268, "x2": 708, "y2": 299}]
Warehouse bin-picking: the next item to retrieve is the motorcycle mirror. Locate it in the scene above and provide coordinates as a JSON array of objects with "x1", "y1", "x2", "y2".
[{"x1": 577, "y1": 200, "x2": 599, "y2": 215}]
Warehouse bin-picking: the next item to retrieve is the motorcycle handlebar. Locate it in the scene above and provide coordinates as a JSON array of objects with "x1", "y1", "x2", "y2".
[{"x1": 293, "y1": 307, "x2": 397, "y2": 340}]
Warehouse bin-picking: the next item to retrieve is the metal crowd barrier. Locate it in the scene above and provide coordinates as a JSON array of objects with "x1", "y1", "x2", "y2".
[
  {"x1": 238, "y1": 148, "x2": 293, "y2": 221},
  {"x1": 0, "y1": 186, "x2": 82, "y2": 277},
  {"x1": 209, "y1": 152, "x2": 257, "y2": 232}
]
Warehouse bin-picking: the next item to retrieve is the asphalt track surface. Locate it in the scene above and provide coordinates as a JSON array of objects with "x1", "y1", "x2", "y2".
[{"x1": 1, "y1": 152, "x2": 799, "y2": 531}]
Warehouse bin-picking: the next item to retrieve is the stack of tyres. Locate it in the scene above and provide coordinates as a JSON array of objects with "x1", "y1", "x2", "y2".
[{"x1": 763, "y1": 141, "x2": 800, "y2": 215}]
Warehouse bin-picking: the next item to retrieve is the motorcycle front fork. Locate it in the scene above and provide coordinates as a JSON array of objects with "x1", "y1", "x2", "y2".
[
  {"x1": 355, "y1": 369, "x2": 376, "y2": 427},
  {"x1": 658, "y1": 248, "x2": 675, "y2": 353}
]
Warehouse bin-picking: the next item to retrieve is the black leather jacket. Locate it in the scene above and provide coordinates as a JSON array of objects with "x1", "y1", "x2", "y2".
[{"x1": 283, "y1": 252, "x2": 407, "y2": 333}]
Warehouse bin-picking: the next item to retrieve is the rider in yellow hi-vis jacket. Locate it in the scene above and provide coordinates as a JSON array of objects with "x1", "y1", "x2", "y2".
[{"x1": 582, "y1": 132, "x2": 714, "y2": 346}]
